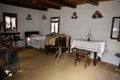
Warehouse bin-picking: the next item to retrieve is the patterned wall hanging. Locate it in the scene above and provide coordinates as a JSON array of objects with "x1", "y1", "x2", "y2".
[
  {"x1": 92, "y1": 10, "x2": 103, "y2": 19},
  {"x1": 71, "y1": 11, "x2": 78, "y2": 19}
]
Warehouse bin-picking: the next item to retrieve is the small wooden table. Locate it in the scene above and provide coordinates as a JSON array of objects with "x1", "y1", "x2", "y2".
[{"x1": 71, "y1": 39, "x2": 105, "y2": 66}]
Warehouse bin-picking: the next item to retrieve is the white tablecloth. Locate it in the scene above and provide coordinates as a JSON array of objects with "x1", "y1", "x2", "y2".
[{"x1": 71, "y1": 40, "x2": 105, "y2": 58}]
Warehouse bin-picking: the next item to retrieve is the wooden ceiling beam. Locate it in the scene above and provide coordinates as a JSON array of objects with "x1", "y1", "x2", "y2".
[
  {"x1": 37, "y1": 2, "x2": 61, "y2": 10},
  {"x1": 49, "y1": 0, "x2": 76, "y2": 8},
  {"x1": 0, "y1": 0, "x2": 47, "y2": 11},
  {"x1": 85, "y1": 0, "x2": 99, "y2": 6},
  {"x1": 0, "y1": 0, "x2": 111, "y2": 10}
]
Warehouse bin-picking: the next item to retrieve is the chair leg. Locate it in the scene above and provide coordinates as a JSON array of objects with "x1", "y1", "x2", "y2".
[
  {"x1": 74, "y1": 54, "x2": 82, "y2": 66},
  {"x1": 74, "y1": 59, "x2": 77, "y2": 66},
  {"x1": 53, "y1": 51, "x2": 59, "y2": 60},
  {"x1": 74, "y1": 51, "x2": 77, "y2": 66},
  {"x1": 56, "y1": 47, "x2": 62, "y2": 63},
  {"x1": 17, "y1": 61, "x2": 20, "y2": 70},
  {"x1": 84, "y1": 54, "x2": 90, "y2": 69},
  {"x1": 88, "y1": 56, "x2": 91, "y2": 65},
  {"x1": 78, "y1": 55, "x2": 81, "y2": 62},
  {"x1": 53, "y1": 47, "x2": 62, "y2": 63},
  {"x1": 84, "y1": 54, "x2": 87, "y2": 69},
  {"x1": 14, "y1": 61, "x2": 20, "y2": 71}
]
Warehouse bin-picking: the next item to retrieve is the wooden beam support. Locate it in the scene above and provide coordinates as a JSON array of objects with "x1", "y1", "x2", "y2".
[
  {"x1": 0, "y1": 0, "x2": 47, "y2": 11},
  {"x1": 38, "y1": 2, "x2": 61, "y2": 10},
  {"x1": 85, "y1": 0, "x2": 98, "y2": 6},
  {"x1": 49, "y1": 0, "x2": 76, "y2": 8},
  {"x1": 85, "y1": 0, "x2": 99, "y2": 6},
  {"x1": 0, "y1": 0, "x2": 111, "y2": 10}
]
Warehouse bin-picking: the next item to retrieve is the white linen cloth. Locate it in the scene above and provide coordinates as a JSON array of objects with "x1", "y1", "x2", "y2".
[
  {"x1": 71, "y1": 39, "x2": 105, "y2": 58},
  {"x1": 27, "y1": 36, "x2": 45, "y2": 49}
]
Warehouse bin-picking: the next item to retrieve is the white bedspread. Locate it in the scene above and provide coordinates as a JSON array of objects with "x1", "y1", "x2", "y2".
[{"x1": 27, "y1": 36, "x2": 45, "y2": 49}]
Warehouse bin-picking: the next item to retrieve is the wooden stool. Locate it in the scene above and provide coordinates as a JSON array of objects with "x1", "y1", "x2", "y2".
[{"x1": 73, "y1": 49, "x2": 91, "y2": 69}]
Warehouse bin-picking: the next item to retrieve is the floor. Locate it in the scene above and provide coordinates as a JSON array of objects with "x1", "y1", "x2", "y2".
[{"x1": 8, "y1": 48, "x2": 120, "y2": 80}]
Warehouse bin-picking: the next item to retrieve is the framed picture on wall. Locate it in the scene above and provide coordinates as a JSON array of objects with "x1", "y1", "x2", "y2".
[{"x1": 110, "y1": 17, "x2": 120, "y2": 39}]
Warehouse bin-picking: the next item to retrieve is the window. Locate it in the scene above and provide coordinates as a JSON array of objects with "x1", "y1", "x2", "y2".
[
  {"x1": 50, "y1": 17, "x2": 60, "y2": 34},
  {"x1": 3, "y1": 12, "x2": 17, "y2": 31}
]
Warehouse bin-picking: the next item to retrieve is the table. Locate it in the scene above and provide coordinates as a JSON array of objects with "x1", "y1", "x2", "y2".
[{"x1": 71, "y1": 39, "x2": 105, "y2": 66}]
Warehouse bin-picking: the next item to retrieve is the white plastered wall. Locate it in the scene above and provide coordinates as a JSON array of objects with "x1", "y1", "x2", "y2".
[{"x1": 0, "y1": 0, "x2": 120, "y2": 65}]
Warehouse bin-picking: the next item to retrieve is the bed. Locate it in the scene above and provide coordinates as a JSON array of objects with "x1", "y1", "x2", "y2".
[{"x1": 25, "y1": 31, "x2": 45, "y2": 49}]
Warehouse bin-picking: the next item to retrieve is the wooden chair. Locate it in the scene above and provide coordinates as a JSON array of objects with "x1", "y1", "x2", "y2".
[
  {"x1": 73, "y1": 48, "x2": 91, "y2": 69},
  {"x1": 52, "y1": 37, "x2": 70, "y2": 62}
]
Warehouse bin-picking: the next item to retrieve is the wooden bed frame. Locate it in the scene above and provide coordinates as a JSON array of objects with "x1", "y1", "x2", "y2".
[{"x1": 25, "y1": 31, "x2": 39, "y2": 37}]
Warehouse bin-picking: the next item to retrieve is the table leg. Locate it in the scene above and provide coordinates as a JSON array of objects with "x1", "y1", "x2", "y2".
[
  {"x1": 93, "y1": 52, "x2": 97, "y2": 66},
  {"x1": 97, "y1": 57, "x2": 101, "y2": 62}
]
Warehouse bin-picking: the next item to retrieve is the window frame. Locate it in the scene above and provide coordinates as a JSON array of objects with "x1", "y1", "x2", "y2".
[
  {"x1": 50, "y1": 17, "x2": 60, "y2": 34},
  {"x1": 3, "y1": 12, "x2": 17, "y2": 31}
]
